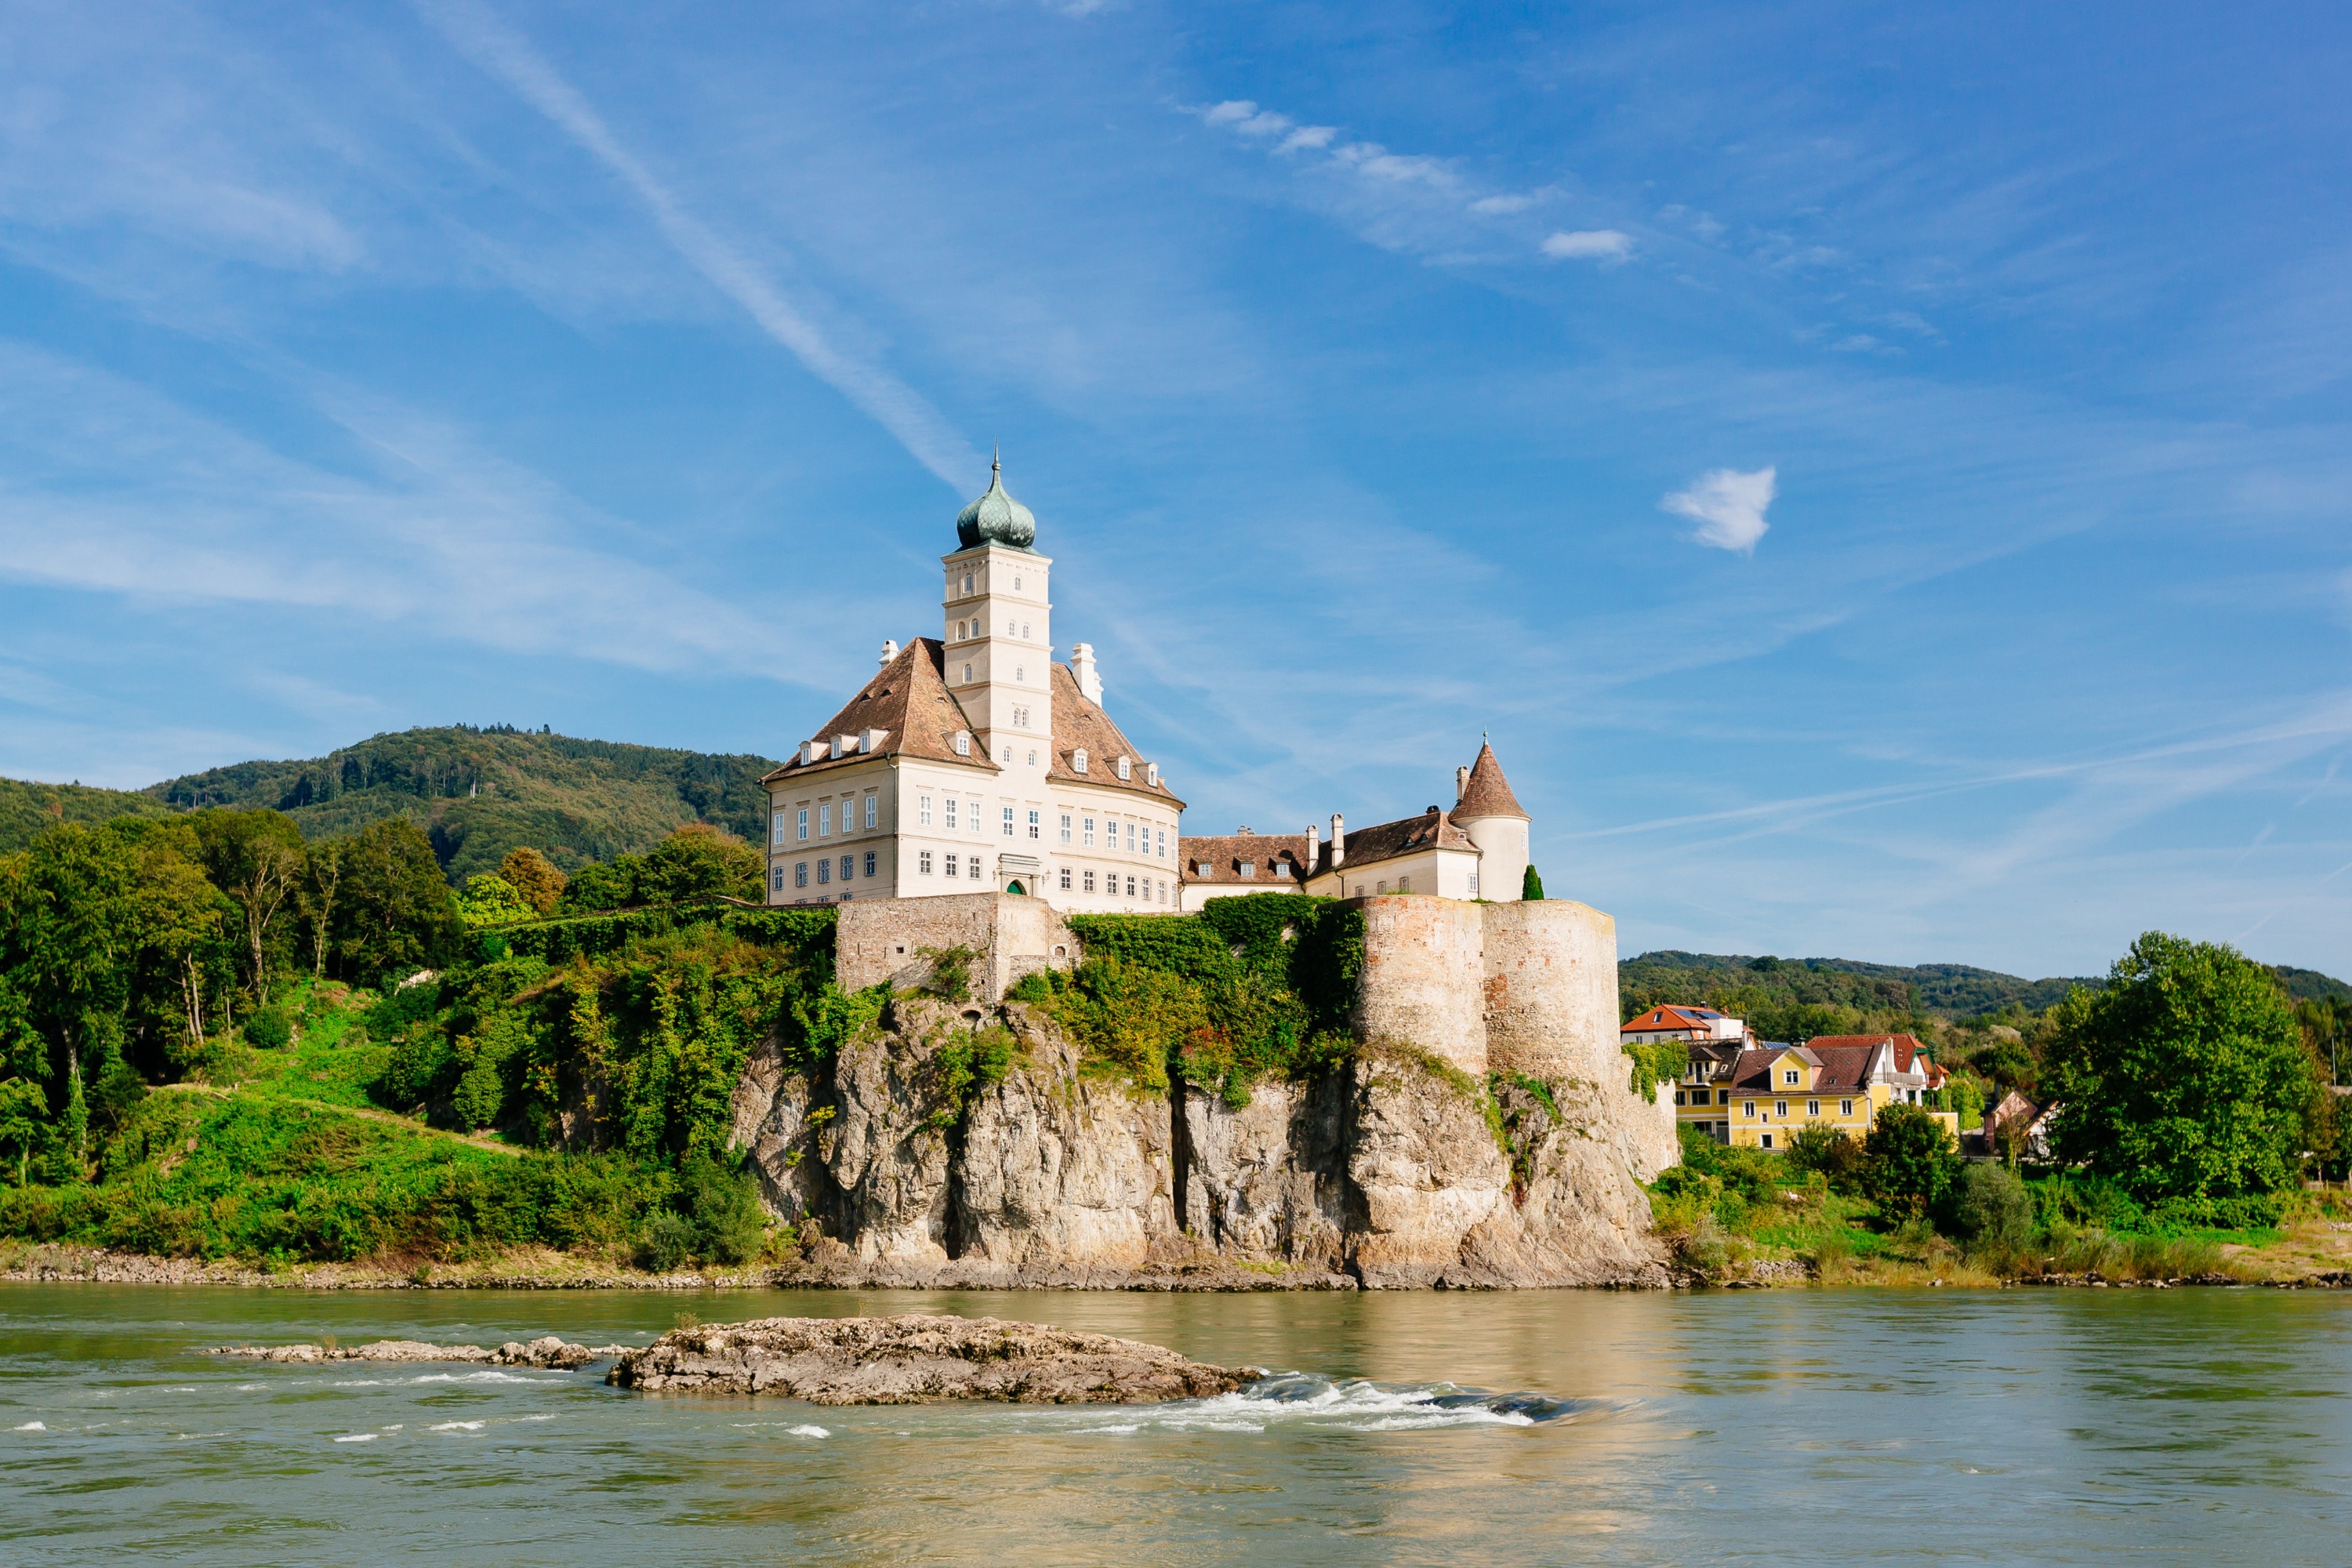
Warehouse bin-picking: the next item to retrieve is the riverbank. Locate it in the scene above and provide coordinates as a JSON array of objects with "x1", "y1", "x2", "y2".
[{"x1": 9, "y1": 1232, "x2": 2350, "y2": 1291}]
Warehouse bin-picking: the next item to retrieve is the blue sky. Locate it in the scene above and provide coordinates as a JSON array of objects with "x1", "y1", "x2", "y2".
[{"x1": 2, "y1": 1, "x2": 2347, "y2": 978}]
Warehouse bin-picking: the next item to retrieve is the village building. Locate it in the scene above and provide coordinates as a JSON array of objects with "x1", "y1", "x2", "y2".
[
  {"x1": 1664, "y1": 1029, "x2": 1961, "y2": 1149},
  {"x1": 760, "y1": 458, "x2": 1184, "y2": 913}
]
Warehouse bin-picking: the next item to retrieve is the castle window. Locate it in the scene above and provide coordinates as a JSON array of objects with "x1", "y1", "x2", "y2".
[
  {"x1": 1083, "y1": 816, "x2": 1095, "y2": 848},
  {"x1": 953, "y1": 731, "x2": 971, "y2": 756},
  {"x1": 1083, "y1": 869, "x2": 1096, "y2": 893},
  {"x1": 1238, "y1": 861, "x2": 1254, "y2": 877},
  {"x1": 1073, "y1": 749, "x2": 1088, "y2": 775},
  {"x1": 945, "y1": 855, "x2": 960, "y2": 879},
  {"x1": 1003, "y1": 746, "x2": 1013, "y2": 764},
  {"x1": 963, "y1": 573, "x2": 973, "y2": 593},
  {"x1": 839, "y1": 855, "x2": 852, "y2": 880},
  {"x1": 964, "y1": 665, "x2": 974, "y2": 684},
  {"x1": 1021, "y1": 623, "x2": 1029, "y2": 639},
  {"x1": 945, "y1": 797, "x2": 958, "y2": 830},
  {"x1": 920, "y1": 794, "x2": 933, "y2": 826},
  {"x1": 1028, "y1": 809, "x2": 1041, "y2": 840},
  {"x1": 771, "y1": 866, "x2": 784, "y2": 893},
  {"x1": 815, "y1": 859, "x2": 830, "y2": 885},
  {"x1": 866, "y1": 795, "x2": 877, "y2": 829},
  {"x1": 1057, "y1": 866, "x2": 1070, "y2": 890},
  {"x1": 1002, "y1": 806, "x2": 1015, "y2": 837},
  {"x1": 795, "y1": 862, "x2": 808, "y2": 887},
  {"x1": 1377, "y1": 880, "x2": 1388, "y2": 894},
  {"x1": 1125, "y1": 875, "x2": 1136, "y2": 898},
  {"x1": 1125, "y1": 822, "x2": 1137, "y2": 853},
  {"x1": 1028, "y1": 750, "x2": 1037, "y2": 767},
  {"x1": 1469, "y1": 873, "x2": 1479, "y2": 897},
  {"x1": 920, "y1": 851, "x2": 934, "y2": 875},
  {"x1": 1015, "y1": 666, "x2": 1025, "y2": 682},
  {"x1": 862, "y1": 851, "x2": 876, "y2": 877},
  {"x1": 797, "y1": 808, "x2": 809, "y2": 842},
  {"x1": 957, "y1": 621, "x2": 966, "y2": 639},
  {"x1": 1160, "y1": 880, "x2": 1168, "y2": 904},
  {"x1": 1399, "y1": 876, "x2": 1410, "y2": 893},
  {"x1": 968, "y1": 798, "x2": 983, "y2": 833},
  {"x1": 1058, "y1": 813, "x2": 1072, "y2": 844},
  {"x1": 1145, "y1": 763, "x2": 1158, "y2": 786},
  {"x1": 1116, "y1": 756, "x2": 1131, "y2": 781},
  {"x1": 1156, "y1": 829, "x2": 1166, "y2": 858}
]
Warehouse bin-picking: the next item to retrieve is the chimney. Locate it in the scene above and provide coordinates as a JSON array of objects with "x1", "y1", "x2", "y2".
[
  {"x1": 1329, "y1": 812, "x2": 1345, "y2": 869},
  {"x1": 879, "y1": 638, "x2": 898, "y2": 666},
  {"x1": 1456, "y1": 764, "x2": 1471, "y2": 799},
  {"x1": 1305, "y1": 826, "x2": 1319, "y2": 875},
  {"x1": 1071, "y1": 642, "x2": 1103, "y2": 705}
]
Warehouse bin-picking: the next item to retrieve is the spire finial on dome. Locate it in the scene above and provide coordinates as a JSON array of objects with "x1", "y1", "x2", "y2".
[{"x1": 993, "y1": 443, "x2": 1000, "y2": 478}]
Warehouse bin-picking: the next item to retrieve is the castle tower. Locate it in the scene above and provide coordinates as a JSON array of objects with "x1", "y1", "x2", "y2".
[
  {"x1": 942, "y1": 453, "x2": 1054, "y2": 856},
  {"x1": 1453, "y1": 740, "x2": 1531, "y2": 900}
]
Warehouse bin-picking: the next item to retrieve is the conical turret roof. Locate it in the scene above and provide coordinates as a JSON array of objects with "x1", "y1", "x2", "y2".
[{"x1": 1453, "y1": 741, "x2": 1527, "y2": 820}]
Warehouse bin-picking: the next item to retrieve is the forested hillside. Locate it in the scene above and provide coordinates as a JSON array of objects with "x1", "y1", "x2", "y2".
[
  {"x1": 2, "y1": 726, "x2": 781, "y2": 882},
  {"x1": 0, "y1": 778, "x2": 177, "y2": 855},
  {"x1": 1620, "y1": 950, "x2": 2096, "y2": 1026}
]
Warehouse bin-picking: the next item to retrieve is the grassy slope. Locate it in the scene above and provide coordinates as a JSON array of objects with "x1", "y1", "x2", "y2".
[{"x1": 2, "y1": 725, "x2": 782, "y2": 880}]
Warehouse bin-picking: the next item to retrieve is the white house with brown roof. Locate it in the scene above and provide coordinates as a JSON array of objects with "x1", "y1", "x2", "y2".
[
  {"x1": 1178, "y1": 740, "x2": 1535, "y2": 908},
  {"x1": 760, "y1": 458, "x2": 1184, "y2": 913}
]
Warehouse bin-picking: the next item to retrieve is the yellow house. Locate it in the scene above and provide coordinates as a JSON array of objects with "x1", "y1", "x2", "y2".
[{"x1": 1675, "y1": 1033, "x2": 1961, "y2": 1152}]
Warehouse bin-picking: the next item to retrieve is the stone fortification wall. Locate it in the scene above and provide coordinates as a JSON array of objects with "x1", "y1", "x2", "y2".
[
  {"x1": 1349, "y1": 897, "x2": 1488, "y2": 1075},
  {"x1": 836, "y1": 893, "x2": 1077, "y2": 1003},
  {"x1": 1480, "y1": 899, "x2": 1619, "y2": 1082},
  {"x1": 753, "y1": 889, "x2": 1674, "y2": 1287}
]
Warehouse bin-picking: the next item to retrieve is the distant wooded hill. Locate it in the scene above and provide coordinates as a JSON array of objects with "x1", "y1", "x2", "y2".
[
  {"x1": 1, "y1": 725, "x2": 780, "y2": 883},
  {"x1": 1621, "y1": 949, "x2": 2350, "y2": 1023}
]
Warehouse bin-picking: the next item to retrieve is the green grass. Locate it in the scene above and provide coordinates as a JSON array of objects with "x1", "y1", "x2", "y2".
[
  {"x1": 230, "y1": 979, "x2": 392, "y2": 1110},
  {"x1": 3, "y1": 1090, "x2": 659, "y2": 1264}
]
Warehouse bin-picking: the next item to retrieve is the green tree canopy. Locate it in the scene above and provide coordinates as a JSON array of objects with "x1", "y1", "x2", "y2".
[
  {"x1": 332, "y1": 819, "x2": 464, "y2": 985},
  {"x1": 1862, "y1": 1102, "x2": 1958, "y2": 1218},
  {"x1": 1522, "y1": 865, "x2": 1544, "y2": 901},
  {"x1": 190, "y1": 808, "x2": 306, "y2": 1005},
  {"x1": 2045, "y1": 931, "x2": 2313, "y2": 1200}
]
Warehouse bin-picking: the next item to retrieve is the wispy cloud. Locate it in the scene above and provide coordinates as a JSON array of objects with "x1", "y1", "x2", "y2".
[
  {"x1": 1663, "y1": 466, "x2": 1777, "y2": 554},
  {"x1": 1541, "y1": 228, "x2": 1633, "y2": 263},
  {"x1": 412, "y1": 0, "x2": 982, "y2": 489}
]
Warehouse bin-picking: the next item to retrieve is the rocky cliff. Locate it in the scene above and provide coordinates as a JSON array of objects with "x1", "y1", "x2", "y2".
[{"x1": 730, "y1": 989, "x2": 1674, "y2": 1289}]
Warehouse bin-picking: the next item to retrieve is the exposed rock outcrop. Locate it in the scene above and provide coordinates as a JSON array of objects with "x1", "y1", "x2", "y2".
[
  {"x1": 606, "y1": 1313, "x2": 1260, "y2": 1403},
  {"x1": 738, "y1": 991, "x2": 1671, "y2": 1290}
]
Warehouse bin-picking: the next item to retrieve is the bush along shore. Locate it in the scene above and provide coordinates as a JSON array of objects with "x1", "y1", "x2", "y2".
[{"x1": 1648, "y1": 1123, "x2": 2352, "y2": 1289}]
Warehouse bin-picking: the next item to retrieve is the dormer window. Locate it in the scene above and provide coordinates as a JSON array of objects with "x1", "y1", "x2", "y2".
[
  {"x1": 1782, "y1": 1069, "x2": 1800, "y2": 1085},
  {"x1": 953, "y1": 731, "x2": 972, "y2": 757},
  {"x1": 1145, "y1": 763, "x2": 1159, "y2": 787},
  {"x1": 1238, "y1": 861, "x2": 1254, "y2": 877},
  {"x1": 1073, "y1": 748, "x2": 1087, "y2": 775},
  {"x1": 1116, "y1": 756, "x2": 1131, "y2": 781}
]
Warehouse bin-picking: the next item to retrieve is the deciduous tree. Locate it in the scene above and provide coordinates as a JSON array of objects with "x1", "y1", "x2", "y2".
[{"x1": 2045, "y1": 931, "x2": 2311, "y2": 1200}]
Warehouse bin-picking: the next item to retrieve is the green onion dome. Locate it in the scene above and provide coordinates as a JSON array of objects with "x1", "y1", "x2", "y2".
[{"x1": 955, "y1": 452, "x2": 1037, "y2": 550}]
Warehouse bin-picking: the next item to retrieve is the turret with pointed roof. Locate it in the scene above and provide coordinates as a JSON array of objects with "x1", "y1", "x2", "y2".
[{"x1": 1451, "y1": 740, "x2": 1531, "y2": 900}]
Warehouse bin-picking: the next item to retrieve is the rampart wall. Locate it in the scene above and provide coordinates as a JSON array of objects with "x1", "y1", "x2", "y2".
[{"x1": 835, "y1": 893, "x2": 1077, "y2": 1003}]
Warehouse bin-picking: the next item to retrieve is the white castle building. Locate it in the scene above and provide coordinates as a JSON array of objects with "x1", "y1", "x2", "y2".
[{"x1": 763, "y1": 461, "x2": 1533, "y2": 913}]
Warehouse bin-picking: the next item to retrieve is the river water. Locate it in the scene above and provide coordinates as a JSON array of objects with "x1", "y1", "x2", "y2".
[{"x1": 2, "y1": 1283, "x2": 2347, "y2": 1566}]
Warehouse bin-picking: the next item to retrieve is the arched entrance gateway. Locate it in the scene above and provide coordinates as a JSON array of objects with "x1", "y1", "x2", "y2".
[{"x1": 1006, "y1": 880, "x2": 1026, "y2": 895}]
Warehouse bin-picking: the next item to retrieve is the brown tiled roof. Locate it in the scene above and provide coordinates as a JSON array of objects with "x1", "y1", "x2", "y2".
[
  {"x1": 1453, "y1": 741, "x2": 1527, "y2": 820},
  {"x1": 1806, "y1": 1033, "x2": 1933, "y2": 1076},
  {"x1": 1728, "y1": 1045, "x2": 1817, "y2": 1094},
  {"x1": 1327, "y1": 807, "x2": 1478, "y2": 873},
  {"x1": 1044, "y1": 662, "x2": 1185, "y2": 808},
  {"x1": 1180, "y1": 831, "x2": 1313, "y2": 887},
  {"x1": 759, "y1": 637, "x2": 999, "y2": 786}
]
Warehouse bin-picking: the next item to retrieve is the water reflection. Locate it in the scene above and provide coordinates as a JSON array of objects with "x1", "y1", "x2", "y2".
[{"x1": 0, "y1": 1283, "x2": 2347, "y2": 1565}]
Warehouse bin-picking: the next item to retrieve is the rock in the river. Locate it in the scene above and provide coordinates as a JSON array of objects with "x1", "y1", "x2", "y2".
[
  {"x1": 206, "y1": 1335, "x2": 625, "y2": 1368},
  {"x1": 605, "y1": 1313, "x2": 1261, "y2": 1403}
]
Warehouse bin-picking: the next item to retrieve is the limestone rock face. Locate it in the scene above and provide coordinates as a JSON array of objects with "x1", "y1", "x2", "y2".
[
  {"x1": 608, "y1": 1314, "x2": 1260, "y2": 1403},
  {"x1": 736, "y1": 996, "x2": 1668, "y2": 1290}
]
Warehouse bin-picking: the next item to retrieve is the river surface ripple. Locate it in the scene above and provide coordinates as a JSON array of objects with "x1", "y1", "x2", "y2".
[{"x1": 3, "y1": 1283, "x2": 2347, "y2": 1565}]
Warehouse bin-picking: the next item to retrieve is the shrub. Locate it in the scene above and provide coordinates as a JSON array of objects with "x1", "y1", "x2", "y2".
[
  {"x1": 639, "y1": 1211, "x2": 696, "y2": 1272},
  {"x1": 1785, "y1": 1123, "x2": 1866, "y2": 1193},
  {"x1": 677, "y1": 1153, "x2": 767, "y2": 1265},
  {"x1": 1863, "y1": 1103, "x2": 1959, "y2": 1218},
  {"x1": 244, "y1": 1006, "x2": 293, "y2": 1051},
  {"x1": 1949, "y1": 1163, "x2": 2035, "y2": 1249}
]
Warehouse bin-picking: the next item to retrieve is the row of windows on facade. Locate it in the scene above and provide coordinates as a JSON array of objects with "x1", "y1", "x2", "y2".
[
  {"x1": 786, "y1": 797, "x2": 1168, "y2": 857},
  {"x1": 953, "y1": 618, "x2": 1035, "y2": 642},
  {"x1": 951, "y1": 569, "x2": 1036, "y2": 597},
  {"x1": 779, "y1": 851, "x2": 1171, "y2": 904},
  {"x1": 1676, "y1": 1089, "x2": 1863, "y2": 1119}
]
